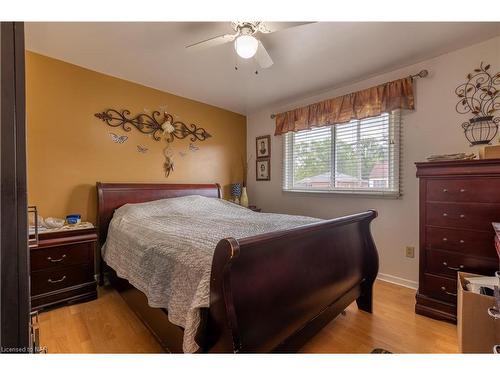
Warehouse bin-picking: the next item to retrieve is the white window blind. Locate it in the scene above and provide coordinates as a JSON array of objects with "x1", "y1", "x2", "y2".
[{"x1": 283, "y1": 111, "x2": 401, "y2": 197}]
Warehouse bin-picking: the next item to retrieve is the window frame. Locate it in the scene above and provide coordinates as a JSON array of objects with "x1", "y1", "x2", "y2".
[{"x1": 282, "y1": 111, "x2": 401, "y2": 198}]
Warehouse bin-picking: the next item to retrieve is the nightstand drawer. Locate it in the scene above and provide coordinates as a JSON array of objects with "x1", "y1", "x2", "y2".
[
  {"x1": 31, "y1": 264, "x2": 94, "y2": 296},
  {"x1": 31, "y1": 242, "x2": 92, "y2": 271}
]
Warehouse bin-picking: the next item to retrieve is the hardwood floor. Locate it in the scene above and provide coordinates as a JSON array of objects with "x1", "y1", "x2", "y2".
[
  {"x1": 38, "y1": 287, "x2": 163, "y2": 353},
  {"x1": 301, "y1": 280, "x2": 458, "y2": 353},
  {"x1": 38, "y1": 280, "x2": 458, "y2": 353}
]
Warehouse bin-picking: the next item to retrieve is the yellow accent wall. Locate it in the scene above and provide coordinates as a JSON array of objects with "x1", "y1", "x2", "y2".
[{"x1": 26, "y1": 52, "x2": 246, "y2": 223}]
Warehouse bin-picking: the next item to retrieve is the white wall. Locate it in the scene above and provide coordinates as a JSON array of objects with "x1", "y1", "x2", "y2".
[{"x1": 246, "y1": 36, "x2": 500, "y2": 287}]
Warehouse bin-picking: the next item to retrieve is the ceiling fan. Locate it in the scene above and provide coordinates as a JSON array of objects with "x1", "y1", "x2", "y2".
[{"x1": 185, "y1": 22, "x2": 310, "y2": 69}]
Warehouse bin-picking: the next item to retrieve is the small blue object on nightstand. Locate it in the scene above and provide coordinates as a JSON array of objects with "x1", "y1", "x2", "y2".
[{"x1": 66, "y1": 214, "x2": 81, "y2": 225}]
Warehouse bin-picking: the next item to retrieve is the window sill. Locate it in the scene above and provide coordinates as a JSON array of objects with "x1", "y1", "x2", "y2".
[{"x1": 282, "y1": 188, "x2": 401, "y2": 199}]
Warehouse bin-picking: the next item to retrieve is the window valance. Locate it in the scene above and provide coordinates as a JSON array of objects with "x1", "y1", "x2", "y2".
[{"x1": 274, "y1": 76, "x2": 415, "y2": 136}]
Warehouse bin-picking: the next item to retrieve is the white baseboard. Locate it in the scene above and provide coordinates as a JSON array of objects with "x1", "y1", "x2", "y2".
[{"x1": 377, "y1": 273, "x2": 418, "y2": 290}]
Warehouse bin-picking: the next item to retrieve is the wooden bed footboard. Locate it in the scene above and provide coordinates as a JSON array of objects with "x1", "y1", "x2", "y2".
[{"x1": 206, "y1": 210, "x2": 378, "y2": 353}]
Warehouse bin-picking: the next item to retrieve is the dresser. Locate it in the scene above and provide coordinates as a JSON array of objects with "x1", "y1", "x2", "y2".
[
  {"x1": 415, "y1": 159, "x2": 500, "y2": 322},
  {"x1": 30, "y1": 228, "x2": 98, "y2": 311}
]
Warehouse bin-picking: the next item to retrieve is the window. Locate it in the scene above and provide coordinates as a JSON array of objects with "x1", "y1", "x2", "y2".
[{"x1": 283, "y1": 111, "x2": 400, "y2": 196}]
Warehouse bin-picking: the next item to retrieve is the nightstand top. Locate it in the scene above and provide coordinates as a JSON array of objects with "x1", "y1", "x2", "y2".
[
  {"x1": 38, "y1": 227, "x2": 97, "y2": 240},
  {"x1": 33, "y1": 227, "x2": 98, "y2": 250}
]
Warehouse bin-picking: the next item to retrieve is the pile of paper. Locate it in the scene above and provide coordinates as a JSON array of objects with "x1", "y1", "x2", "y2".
[
  {"x1": 464, "y1": 275, "x2": 498, "y2": 295},
  {"x1": 426, "y1": 153, "x2": 476, "y2": 161}
]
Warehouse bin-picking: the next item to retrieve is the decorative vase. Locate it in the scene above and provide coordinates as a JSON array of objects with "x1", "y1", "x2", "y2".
[
  {"x1": 240, "y1": 187, "x2": 249, "y2": 208},
  {"x1": 230, "y1": 183, "x2": 242, "y2": 205},
  {"x1": 462, "y1": 115, "x2": 498, "y2": 146}
]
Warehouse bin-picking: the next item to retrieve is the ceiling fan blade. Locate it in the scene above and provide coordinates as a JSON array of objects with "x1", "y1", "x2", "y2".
[
  {"x1": 254, "y1": 41, "x2": 273, "y2": 69},
  {"x1": 186, "y1": 33, "x2": 236, "y2": 51},
  {"x1": 257, "y1": 22, "x2": 314, "y2": 34}
]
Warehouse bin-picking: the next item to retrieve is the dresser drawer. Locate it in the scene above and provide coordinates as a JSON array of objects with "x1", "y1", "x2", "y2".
[
  {"x1": 420, "y1": 273, "x2": 457, "y2": 304},
  {"x1": 426, "y1": 202, "x2": 500, "y2": 231},
  {"x1": 426, "y1": 227, "x2": 496, "y2": 258},
  {"x1": 425, "y1": 249, "x2": 498, "y2": 278},
  {"x1": 31, "y1": 264, "x2": 94, "y2": 296},
  {"x1": 427, "y1": 178, "x2": 500, "y2": 203},
  {"x1": 31, "y1": 242, "x2": 92, "y2": 271}
]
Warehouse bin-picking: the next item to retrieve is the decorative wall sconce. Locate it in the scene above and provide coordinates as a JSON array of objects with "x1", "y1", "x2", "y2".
[
  {"x1": 94, "y1": 109, "x2": 212, "y2": 143},
  {"x1": 455, "y1": 62, "x2": 499, "y2": 146}
]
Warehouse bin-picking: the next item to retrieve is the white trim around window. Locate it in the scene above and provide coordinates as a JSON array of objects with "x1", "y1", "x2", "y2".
[{"x1": 282, "y1": 111, "x2": 401, "y2": 198}]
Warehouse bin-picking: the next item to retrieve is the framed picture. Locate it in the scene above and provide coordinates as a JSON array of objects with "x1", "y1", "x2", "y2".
[
  {"x1": 256, "y1": 158, "x2": 270, "y2": 181},
  {"x1": 256, "y1": 135, "x2": 271, "y2": 158}
]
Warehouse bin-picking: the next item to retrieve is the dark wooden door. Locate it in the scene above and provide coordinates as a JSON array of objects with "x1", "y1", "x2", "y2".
[{"x1": 0, "y1": 22, "x2": 30, "y2": 352}]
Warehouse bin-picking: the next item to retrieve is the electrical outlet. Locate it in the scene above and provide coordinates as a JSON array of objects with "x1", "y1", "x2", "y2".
[{"x1": 405, "y1": 246, "x2": 415, "y2": 258}]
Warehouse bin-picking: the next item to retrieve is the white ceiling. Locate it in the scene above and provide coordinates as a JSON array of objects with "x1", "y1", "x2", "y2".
[{"x1": 25, "y1": 22, "x2": 500, "y2": 115}]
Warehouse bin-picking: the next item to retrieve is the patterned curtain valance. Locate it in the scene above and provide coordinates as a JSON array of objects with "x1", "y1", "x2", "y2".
[{"x1": 274, "y1": 76, "x2": 415, "y2": 136}]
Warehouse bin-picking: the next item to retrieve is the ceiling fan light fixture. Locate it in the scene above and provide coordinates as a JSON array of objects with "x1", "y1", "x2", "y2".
[{"x1": 234, "y1": 35, "x2": 258, "y2": 59}]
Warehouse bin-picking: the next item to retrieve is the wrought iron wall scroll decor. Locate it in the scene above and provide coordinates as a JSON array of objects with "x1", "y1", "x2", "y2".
[
  {"x1": 95, "y1": 108, "x2": 211, "y2": 179},
  {"x1": 455, "y1": 62, "x2": 499, "y2": 146},
  {"x1": 94, "y1": 109, "x2": 212, "y2": 143}
]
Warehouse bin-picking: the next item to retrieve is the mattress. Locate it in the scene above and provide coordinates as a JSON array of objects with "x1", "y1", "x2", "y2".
[{"x1": 102, "y1": 195, "x2": 320, "y2": 352}]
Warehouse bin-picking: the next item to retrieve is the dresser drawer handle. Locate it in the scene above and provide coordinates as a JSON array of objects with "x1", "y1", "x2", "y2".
[
  {"x1": 442, "y1": 237, "x2": 448, "y2": 242},
  {"x1": 48, "y1": 276, "x2": 66, "y2": 284},
  {"x1": 459, "y1": 214, "x2": 465, "y2": 219},
  {"x1": 459, "y1": 239, "x2": 465, "y2": 244},
  {"x1": 442, "y1": 188, "x2": 448, "y2": 193},
  {"x1": 47, "y1": 254, "x2": 67, "y2": 263},
  {"x1": 442, "y1": 213, "x2": 448, "y2": 217},
  {"x1": 460, "y1": 188, "x2": 466, "y2": 193},
  {"x1": 442, "y1": 262, "x2": 464, "y2": 271},
  {"x1": 440, "y1": 286, "x2": 457, "y2": 296}
]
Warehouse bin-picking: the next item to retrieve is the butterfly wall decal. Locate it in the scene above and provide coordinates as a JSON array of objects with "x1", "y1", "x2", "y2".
[
  {"x1": 109, "y1": 132, "x2": 128, "y2": 144},
  {"x1": 137, "y1": 145, "x2": 148, "y2": 153}
]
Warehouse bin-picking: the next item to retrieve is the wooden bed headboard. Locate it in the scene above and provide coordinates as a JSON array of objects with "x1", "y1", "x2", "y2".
[{"x1": 96, "y1": 182, "x2": 221, "y2": 246}]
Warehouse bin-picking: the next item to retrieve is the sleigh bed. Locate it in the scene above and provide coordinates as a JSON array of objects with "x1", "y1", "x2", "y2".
[{"x1": 96, "y1": 182, "x2": 379, "y2": 353}]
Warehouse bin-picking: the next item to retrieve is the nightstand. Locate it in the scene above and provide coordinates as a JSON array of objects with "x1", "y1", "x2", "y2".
[{"x1": 30, "y1": 228, "x2": 98, "y2": 311}]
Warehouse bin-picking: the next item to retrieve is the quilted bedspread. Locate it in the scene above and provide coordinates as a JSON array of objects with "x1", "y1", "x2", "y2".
[{"x1": 102, "y1": 195, "x2": 319, "y2": 353}]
